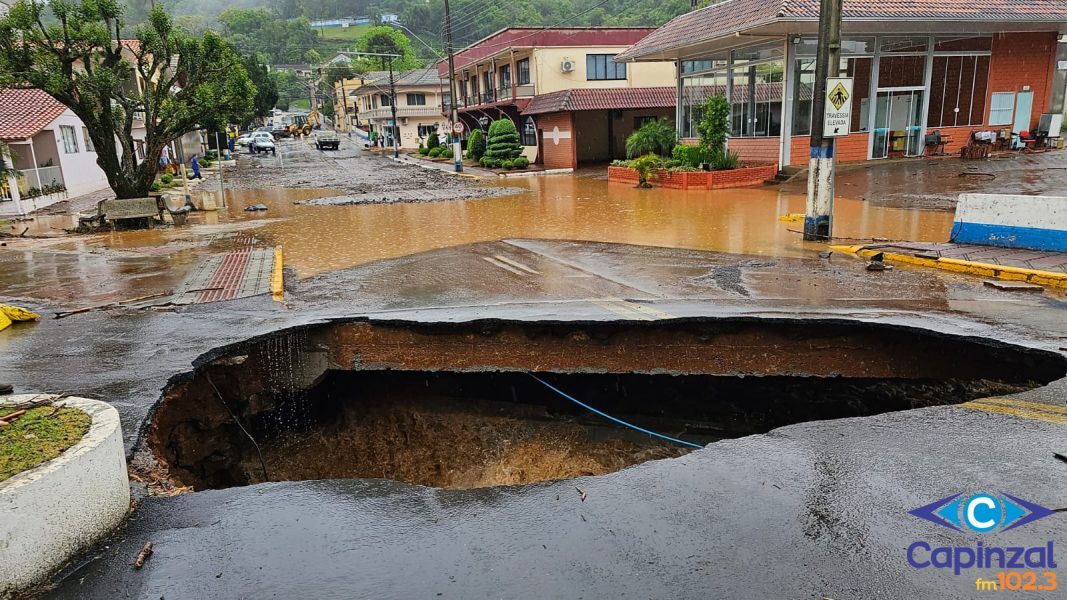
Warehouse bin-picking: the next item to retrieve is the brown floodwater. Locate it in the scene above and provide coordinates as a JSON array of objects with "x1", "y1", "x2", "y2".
[{"x1": 5, "y1": 174, "x2": 954, "y2": 280}]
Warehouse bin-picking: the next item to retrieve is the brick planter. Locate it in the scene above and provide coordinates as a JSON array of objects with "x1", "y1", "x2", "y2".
[{"x1": 608, "y1": 164, "x2": 778, "y2": 190}]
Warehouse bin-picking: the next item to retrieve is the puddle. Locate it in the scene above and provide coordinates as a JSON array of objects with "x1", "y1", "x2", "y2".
[{"x1": 147, "y1": 319, "x2": 1066, "y2": 492}]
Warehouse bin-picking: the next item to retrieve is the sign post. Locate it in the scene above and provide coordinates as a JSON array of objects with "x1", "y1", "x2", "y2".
[{"x1": 823, "y1": 77, "x2": 854, "y2": 138}]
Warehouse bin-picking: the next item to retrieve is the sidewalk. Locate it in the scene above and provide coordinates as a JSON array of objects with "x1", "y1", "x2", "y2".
[{"x1": 832, "y1": 241, "x2": 1067, "y2": 288}]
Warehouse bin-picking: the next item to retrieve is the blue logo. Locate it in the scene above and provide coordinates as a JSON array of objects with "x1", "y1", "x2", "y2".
[{"x1": 910, "y1": 492, "x2": 1056, "y2": 533}]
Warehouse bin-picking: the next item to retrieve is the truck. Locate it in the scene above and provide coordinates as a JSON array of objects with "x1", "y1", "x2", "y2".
[{"x1": 315, "y1": 130, "x2": 340, "y2": 151}]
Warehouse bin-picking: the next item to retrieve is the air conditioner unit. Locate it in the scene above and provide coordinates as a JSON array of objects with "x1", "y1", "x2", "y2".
[{"x1": 560, "y1": 59, "x2": 575, "y2": 73}]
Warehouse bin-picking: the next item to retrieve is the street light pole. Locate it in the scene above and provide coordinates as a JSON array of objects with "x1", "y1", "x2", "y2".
[
  {"x1": 804, "y1": 0, "x2": 843, "y2": 241},
  {"x1": 387, "y1": 55, "x2": 399, "y2": 159},
  {"x1": 443, "y1": 0, "x2": 463, "y2": 172}
]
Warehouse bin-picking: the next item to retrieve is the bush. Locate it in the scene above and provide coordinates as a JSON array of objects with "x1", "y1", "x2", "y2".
[
  {"x1": 630, "y1": 153, "x2": 664, "y2": 187},
  {"x1": 479, "y1": 156, "x2": 501, "y2": 169},
  {"x1": 610, "y1": 159, "x2": 631, "y2": 167},
  {"x1": 672, "y1": 144, "x2": 708, "y2": 168},
  {"x1": 625, "y1": 119, "x2": 676, "y2": 158},
  {"x1": 668, "y1": 165, "x2": 702, "y2": 172},
  {"x1": 698, "y1": 96, "x2": 731, "y2": 156},
  {"x1": 418, "y1": 145, "x2": 429, "y2": 156},
  {"x1": 484, "y1": 119, "x2": 522, "y2": 160},
  {"x1": 512, "y1": 156, "x2": 529, "y2": 169},
  {"x1": 501, "y1": 159, "x2": 514, "y2": 169},
  {"x1": 428, "y1": 147, "x2": 443, "y2": 158},
  {"x1": 426, "y1": 131, "x2": 440, "y2": 151},
  {"x1": 710, "y1": 149, "x2": 739, "y2": 170},
  {"x1": 150, "y1": 181, "x2": 162, "y2": 192},
  {"x1": 467, "y1": 129, "x2": 486, "y2": 161},
  {"x1": 442, "y1": 148, "x2": 454, "y2": 159},
  {"x1": 160, "y1": 173, "x2": 174, "y2": 185},
  {"x1": 199, "y1": 158, "x2": 213, "y2": 168}
]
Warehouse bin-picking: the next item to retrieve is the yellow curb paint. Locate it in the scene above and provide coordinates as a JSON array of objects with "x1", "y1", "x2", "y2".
[
  {"x1": 967, "y1": 397, "x2": 1067, "y2": 416},
  {"x1": 271, "y1": 246, "x2": 284, "y2": 301},
  {"x1": 829, "y1": 245, "x2": 1067, "y2": 289},
  {"x1": 961, "y1": 400, "x2": 1067, "y2": 426}
]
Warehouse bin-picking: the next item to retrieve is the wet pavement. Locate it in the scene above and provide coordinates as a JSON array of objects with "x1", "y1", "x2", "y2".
[{"x1": 2, "y1": 139, "x2": 1066, "y2": 599}]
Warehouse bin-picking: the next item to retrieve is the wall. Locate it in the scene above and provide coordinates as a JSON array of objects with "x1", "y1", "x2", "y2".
[
  {"x1": 576, "y1": 110, "x2": 611, "y2": 162},
  {"x1": 50, "y1": 111, "x2": 109, "y2": 197},
  {"x1": 533, "y1": 47, "x2": 676, "y2": 95},
  {"x1": 953, "y1": 193, "x2": 1067, "y2": 252},
  {"x1": 0, "y1": 396, "x2": 129, "y2": 598},
  {"x1": 535, "y1": 112, "x2": 576, "y2": 169},
  {"x1": 727, "y1": 137, "x2": 778, "y2": 165},
  {"x1": 789, "y1": 134, "x2": 870, "y2": 166},
  {"x1": 986, "y1": 32, "x2": 1058, "y2": 132}
]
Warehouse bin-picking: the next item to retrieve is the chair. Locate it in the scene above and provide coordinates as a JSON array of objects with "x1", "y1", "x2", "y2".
[{"x1": 924, "y1": 131, "x2": 946, "y2": 156}]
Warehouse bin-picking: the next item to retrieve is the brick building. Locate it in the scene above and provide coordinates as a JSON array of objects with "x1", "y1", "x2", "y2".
[
  {"x1": 438, "y1": 27, "x2": 677, "y2": 169},
  {"x1": 616, "y1": 0, "x2": 1067, "y2": 168}
]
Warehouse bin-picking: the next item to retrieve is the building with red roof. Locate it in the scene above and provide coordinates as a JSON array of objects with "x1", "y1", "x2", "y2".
[
  {"x1": 436, "y1": 27, "x2": 678, "y2": 169},
  {"x1": 616, "y1": 0, "x2": 1067, "y2": 168},
  {"x1": 0, "y1": 88, "x2": 116, "y2": 213}
]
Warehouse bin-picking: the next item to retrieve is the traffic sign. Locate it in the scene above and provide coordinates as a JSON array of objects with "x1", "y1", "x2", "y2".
[
  {"x1": 452, "y1": 121, "x2": 465, "y2": 134},
  {"x1": 823, "y1": 77, "x2": 853, "y2": 138}
]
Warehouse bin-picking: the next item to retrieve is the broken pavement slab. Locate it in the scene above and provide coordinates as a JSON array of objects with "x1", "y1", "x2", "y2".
[
  {"x1": 831, "y1": 242, "x2": 1067, "y2": 289},
  {"x1": 171, "y1": 247, "x2": 281, "y2": 304}
]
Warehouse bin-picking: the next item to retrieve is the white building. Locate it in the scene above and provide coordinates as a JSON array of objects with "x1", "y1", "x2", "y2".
[{"x1": 0, "y1": 88, "x2": 114, "y2": 214}]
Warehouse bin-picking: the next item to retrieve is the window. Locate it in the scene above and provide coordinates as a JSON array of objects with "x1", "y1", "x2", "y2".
[
  {"x1": 731, "y1": 42, "x2": 784, "y2": 66},
  {"x1": 59, "y1": 125, "x2": 79, "y2": 153},
  {"x1": 795, "y1": 37, "x2": 875, "y2": 57},
  {"x1": 989, "y1": 92, "x2": 1015, "y2": 126},
  {"x1": 792, "y1": 57, "x2": 871, "y2": 135},
  {"x1": 730, "y1": 61, "x2": 784, "y2": 137},
  {"x1": 406, "y1": 93, "x2": 426, "y2": 106},
  {"x1": 522, "y1": 116, "x2": 537, "y2": 146},
  {"x1": 499, "y1": 65, "x2": 511, "y2": 93},
  {"x1": 586, "y1": 54, "x2": 626, "y2": 81},
  {"x1": 82, "y1": 127, "x2": 95, "y2": 152},
  {"x1": 934, "y1": 36, "x2": 992, "y2": 53},
  {"x1": 927, "y1": 55, "x2": 989, "y2": 127},
  {"x1": 877, "y1": 55, "x2": 926, "y2": 87},
  {"x1": 517, "y1": 59, "x2": 530, "y2": 85},
  {"x1": 417, "y1": 124, "x2": 438, "y2": 138},
  {"x1": 380, "y1": 94, "x2": 392, "y2": 107},
  {"x1": 681, "y1": 72, "x2": 727, "y2": 138},
  {"x1": 881, "y1": 36, "x2": 929, "y2": 53}
]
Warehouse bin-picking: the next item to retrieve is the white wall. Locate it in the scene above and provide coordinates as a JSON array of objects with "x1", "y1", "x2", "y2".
[{"x1": 49, "y1": 110, "x2": 110, "y2": 198}]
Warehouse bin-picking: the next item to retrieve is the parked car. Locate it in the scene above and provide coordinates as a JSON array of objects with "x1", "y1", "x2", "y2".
[
  {"x1": 237, "y1": 132, "x2": 253, "y2": 147},
  {"x1": 315, "y1": 130, "x2": 340, "y2": 151},
  {"x1": 249, "y1": 132, "x2": 276, "y2": 155}
]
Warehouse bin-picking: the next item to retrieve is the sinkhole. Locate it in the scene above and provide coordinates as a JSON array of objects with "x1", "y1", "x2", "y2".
[{"x1": 147, "y1": 318, "x2": 1067, "y2": 491}]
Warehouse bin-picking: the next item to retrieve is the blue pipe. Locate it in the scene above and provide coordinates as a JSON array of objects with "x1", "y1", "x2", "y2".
[{"x1": 527, "y1": 374, "x2": 704, "y2": 450}]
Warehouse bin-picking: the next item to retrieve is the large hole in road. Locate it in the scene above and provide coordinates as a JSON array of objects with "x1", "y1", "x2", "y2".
[{"x1": 147, "y1": 319, "x2": 1066, "y2": 491}]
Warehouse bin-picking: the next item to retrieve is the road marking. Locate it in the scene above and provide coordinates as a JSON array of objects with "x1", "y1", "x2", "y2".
[
  {"x1": 961, "y1": 398, "x2": 1067, "y2": 426},
  {"x1": 271, "y1": 246, "x2": 284, "y2": 302},
  {"x1": 482, "y1": 256, "x2": 526, "y2": 276},
  {"x1": 493, "y1": 255, "x2": 540, "y2": 274},
  {"x1": 589, "y1": 299, "x2": 675, "y2": 321}
]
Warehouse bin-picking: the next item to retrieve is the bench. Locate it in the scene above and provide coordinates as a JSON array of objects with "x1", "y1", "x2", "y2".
[{"x1": 77, "y1": 196, "x2": 190, "y2": 229}]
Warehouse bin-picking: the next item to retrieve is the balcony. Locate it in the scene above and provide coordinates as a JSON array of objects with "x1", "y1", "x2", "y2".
[
  {"x1": 360, "y1": 105, "x2": 444, "y2": 121},
  {"x1": 515, "y1": 83, "x2": 535, "y2": 98}
]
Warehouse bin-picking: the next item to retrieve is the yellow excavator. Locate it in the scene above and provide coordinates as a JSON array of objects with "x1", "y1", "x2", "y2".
[{"x1": 287, "y1": 111, "x2": 321, "y2": 137}]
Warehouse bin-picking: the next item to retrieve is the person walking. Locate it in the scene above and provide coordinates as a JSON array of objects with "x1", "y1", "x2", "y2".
[
  {"x1": 190, "y1": 154, "x2": 203, "y2": 180},
  {"x1": 159, "y1": 144, "x2": 171, "y2": 173}
]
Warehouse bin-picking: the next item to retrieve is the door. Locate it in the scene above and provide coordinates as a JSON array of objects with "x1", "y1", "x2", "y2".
[
  {"x1": 1013, "y1": 91, "x2": 1034, "y2": 133},
  {"x1": 871, "y1": 90, "x2": 925, "y2": 158}
]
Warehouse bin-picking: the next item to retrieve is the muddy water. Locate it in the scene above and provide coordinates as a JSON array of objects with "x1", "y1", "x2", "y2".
[{"x1": 228, "y1": 173, "x2": 953, "y2": 278}]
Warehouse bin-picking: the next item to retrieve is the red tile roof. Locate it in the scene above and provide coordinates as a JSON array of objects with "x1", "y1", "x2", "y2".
[
  {"x1": 522, "y1": 87, "x2": 676, "y2": 115},
  {"x1": 617, "y1": 0, "x2": 1067, "y2": 61},
  {"x1": 0, "y1": 88, "x2": 68, "y2": 141}
]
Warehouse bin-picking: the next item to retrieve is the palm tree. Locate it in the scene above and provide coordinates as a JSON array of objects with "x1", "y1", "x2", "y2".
[{"x1": 625, "y1": 119, "x2": 677, "y2": 158}]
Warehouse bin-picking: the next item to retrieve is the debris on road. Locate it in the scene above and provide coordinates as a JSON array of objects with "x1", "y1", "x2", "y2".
[
  {"x1": 54, "y1": 292, "x2": 171, "y2": 319},
  {"x1": 575, "y1": 486, "x2": 587, "y2": 502},
  {"x1": 244, "y1": 204, "x2": 269, "y2": 212},
  {"x1": 133, "y1": 542, "x2": 153, "y2": 569}
]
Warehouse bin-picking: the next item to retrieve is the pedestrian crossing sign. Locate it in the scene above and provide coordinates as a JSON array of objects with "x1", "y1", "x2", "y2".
[{"x1": 823, "y1": 77, "x2": 854, "y2": 138}]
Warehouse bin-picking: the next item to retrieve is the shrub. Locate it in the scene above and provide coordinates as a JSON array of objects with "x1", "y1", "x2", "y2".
[
  {"x1": 160, "y1": 173, "x2": 174, "y2": 185},
  {"x1": 442, "y1": 148, "x2": 454, "y2": 159},
  {"x1": 150, "y1": 181, "x2": 162, "y2": 192},
  {"x1": 467, "y1": 129, "x2": 486, "y2": 161},
  {"x1": 418, "y1": 145, "x2": 429, "y2": 156},
  {"x1": 710, "y1": 149, "x2": 740, "y2": 170},
  {"x1": 698, "y1": 96, "x2": 730, "y2": 156},
  {"x1": 625, "y1": 119, "x2": 676, "y2": 158},
  {"x1": 512, "y1": 156, "x2": 529, "y2": 169},
  {"x1": 610, "y1": 159, "x2": 631, "y2": 167},
  {"x1": 630, "y1": 153, "x2": 664, "y2": 188},
  {"x1": 501, "y1": 159, "x2": 514, "y2": 169},
  {"x1": 200, "y1": 158, "x2": 213, "y2": 168},
  {"x1": 484, "y1": 119, "x2": 522, "y2": 160},
  {"x1": 428, "y1": 147, "x2": 443, "y2": 158},
  {"x1": 479, "y1": 156, "x2": 501, "y2": 169},
  {"x1": 668, "y1": 165, "x2": 702, "y2": 172},
  {"x1": 672, "y1": 144, "x2": 708, "y2": 168},
  {"x1": 426, "y1": 131, "x2": 440, "y2": 151}
]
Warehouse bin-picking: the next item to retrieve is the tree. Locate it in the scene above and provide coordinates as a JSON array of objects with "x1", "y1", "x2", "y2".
[
  {"x1": 466, "y1": 128, "x2": 485, "y2": 161},
  {"x1": 356, "y1": 26, "x2": 421, "y2": 71},
  {"x1": 0, "y1": 1, "x2": 255, "y2": 199},
  {"x1": 697, "y1": 95, "x2": 730, "y2": 156},
  {"x1": 480, "y1": 119, "x2": 521, "y2": 167},
  {"x1": 625, "y1": 118, "x2": 676, "y2": 158},
  {"x1": 244, "y1": 56, "x2": 279, "y2": 121}
]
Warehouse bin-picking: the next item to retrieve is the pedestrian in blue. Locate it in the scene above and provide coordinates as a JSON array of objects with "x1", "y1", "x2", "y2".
[{"x1": 190, "y1": 154, "x2": 203, "y2": 180}]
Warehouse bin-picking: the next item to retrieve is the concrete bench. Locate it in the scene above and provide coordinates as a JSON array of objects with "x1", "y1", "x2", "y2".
[{"x1": 78, "y1": 196, "x2": 190, "y2": 228}]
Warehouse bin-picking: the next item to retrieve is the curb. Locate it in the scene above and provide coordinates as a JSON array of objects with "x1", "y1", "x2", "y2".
[
  {"x1": 0, "y1": 395, "x2": 129, "y2": 597},
  {"x1": 271, "y1": 246, "x2": 284, "y2": 301},
  {"x1": 831, "y1": 244, "x2": 1067, "y2": 289}
]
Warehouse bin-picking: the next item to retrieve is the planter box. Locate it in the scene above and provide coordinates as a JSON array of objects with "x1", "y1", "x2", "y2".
[
  {"x1": 608, "y1": 164, "x2": 778, "y2": 190},
  {"x1": 1, "y1": 395, "x2": 129, "y2": 597}
]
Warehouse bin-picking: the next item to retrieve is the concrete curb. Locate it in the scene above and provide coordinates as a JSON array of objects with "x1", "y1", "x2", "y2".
[
  {"x1": 831, "y1": 244, "x2": 1067, "y2": 289},
  {"x1": 0, "y1": 395, "x2": 129, "y2": 598}
]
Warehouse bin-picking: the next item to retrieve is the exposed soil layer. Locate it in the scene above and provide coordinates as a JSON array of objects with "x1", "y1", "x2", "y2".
[{"x1": 146, "y1": 319, "x2": 1066, "y2": 493}]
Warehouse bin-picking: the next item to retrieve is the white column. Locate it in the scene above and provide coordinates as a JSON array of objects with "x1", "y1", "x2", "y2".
[{"x1": 781, "y1": 36, "x2": 795, "y2": 168}]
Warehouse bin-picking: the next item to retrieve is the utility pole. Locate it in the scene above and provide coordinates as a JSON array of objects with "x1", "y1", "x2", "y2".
[
  {"x1": 804, "y1": 0, "x2": 843, "y2": 241},
  {"x1": 443, "y1": 0, "x2": 463, "y2": 172},
  {"x1": 387, "y1": 55, "x2": 399, "y2": 159}
]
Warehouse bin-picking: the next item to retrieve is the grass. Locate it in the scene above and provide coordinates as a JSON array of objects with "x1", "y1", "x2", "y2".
[
  {"x1": 316, "y1": 25, "x2": 370, "y2": 41},
  {"x1": 0, "y1": 406, "x2": 91, "y2": 482}
]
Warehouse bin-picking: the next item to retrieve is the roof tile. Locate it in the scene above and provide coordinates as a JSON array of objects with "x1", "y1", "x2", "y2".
[
  {"x1": 522, "y1": 87, "x2": 676, "y2": 115},
  {"x1": 0, "y1": 88, "x2": 68, "y2": 141}
]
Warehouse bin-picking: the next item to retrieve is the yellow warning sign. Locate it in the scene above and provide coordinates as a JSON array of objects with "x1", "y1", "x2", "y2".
[{"x1": 828, "y1": 82, "x2": 850, "y2": 110}]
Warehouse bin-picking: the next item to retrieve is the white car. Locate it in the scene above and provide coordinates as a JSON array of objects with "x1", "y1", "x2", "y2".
[
  {"x1": 249, "y1": 132, "x2": 276, "y2": 155},
  {"x1": 237, "y1": 133, "x2": 253, "y2": 146}
]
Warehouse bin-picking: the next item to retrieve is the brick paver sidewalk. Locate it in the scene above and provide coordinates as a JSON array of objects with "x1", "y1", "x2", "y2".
[{"x1": 865, "y1": 241, "x2": 1067, "y2": 274}]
